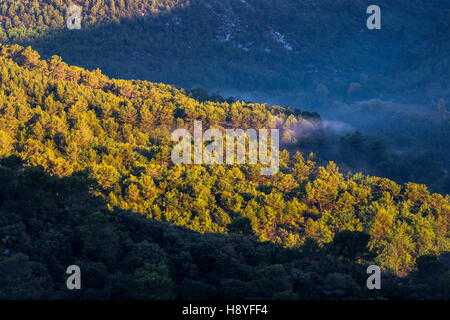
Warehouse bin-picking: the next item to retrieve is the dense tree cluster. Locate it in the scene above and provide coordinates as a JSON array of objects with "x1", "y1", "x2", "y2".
[
  {"x1": 0, "y1": 159, "x2": 448, "y2": 299},
  {"x1": 0, "y1": 45, "x2": 448, "y2": 279},
  {"x1": 0, "y1": 0, "x2": 188, "y2": 42}
]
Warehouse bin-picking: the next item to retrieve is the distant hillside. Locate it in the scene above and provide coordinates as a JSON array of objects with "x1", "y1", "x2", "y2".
[
  {"x1": 1, "y1": 0, "x2": 449, "y2": 94},
  {"x1": 0, "y1": 44, "x2": 448, "y2": 276}
]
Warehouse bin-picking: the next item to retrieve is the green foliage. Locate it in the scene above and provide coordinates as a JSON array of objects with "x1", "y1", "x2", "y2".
[
  {"x1": 227, "y1": 217, "x2": 254, "y2": 236},
  {"x1": 329, "y1": 231, "x2": 372, "y2": 262},
  {"x1": 416, "y1": 255, "x2": 448, "y2": 280}
]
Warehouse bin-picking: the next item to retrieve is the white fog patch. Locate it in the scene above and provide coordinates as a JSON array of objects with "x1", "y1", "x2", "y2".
[{"x1": 322, "y1": 120, "x2": 354, "y2": 134}]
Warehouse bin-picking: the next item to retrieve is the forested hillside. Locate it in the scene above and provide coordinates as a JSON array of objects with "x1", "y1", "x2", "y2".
[
  {"x1": 1, "y1": 0, "x2": 448, "y2": 93},
  {"x1": 3, "y1": 158, "x2": 450, "y2": 299},
  {"x1": 1, "y1": 159, "x2": 448, "y2": 299},
  {"x1": 0, "y1": 45, "x2": 448, "y2": 279},
  {"x1": 1, "y1": 0, "x2": 449, "y2": 197}
]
